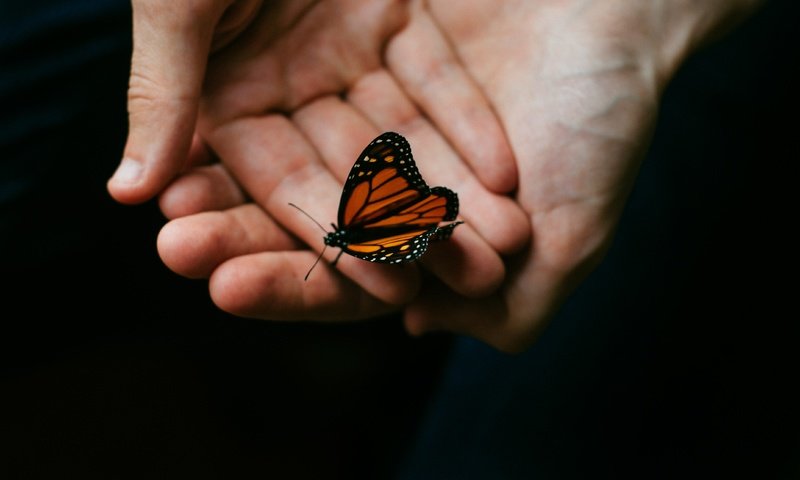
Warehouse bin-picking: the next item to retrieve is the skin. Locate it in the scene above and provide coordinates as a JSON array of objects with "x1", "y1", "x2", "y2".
[{"x1": 109, "y1": 0, "x2": 763, "y2": 352}]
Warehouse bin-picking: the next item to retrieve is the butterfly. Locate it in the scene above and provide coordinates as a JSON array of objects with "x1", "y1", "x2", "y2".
[{"x1": 291, "y1": 131, "x2": 463, "y2": 280}]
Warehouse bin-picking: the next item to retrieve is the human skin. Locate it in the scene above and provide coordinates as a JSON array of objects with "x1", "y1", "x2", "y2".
[{"x1": 109, "y1": 0, "x2": 763, "y2": 352}]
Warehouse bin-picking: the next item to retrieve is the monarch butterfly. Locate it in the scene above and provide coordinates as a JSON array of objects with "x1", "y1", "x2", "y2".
[{"x1": 291, "y1": 131, "x2": 463, "y2": 280}]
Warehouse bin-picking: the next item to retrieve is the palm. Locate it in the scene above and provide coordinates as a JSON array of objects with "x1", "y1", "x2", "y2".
[
  {"x1": 158, "y1": 0, "x2": 529, "y2": 319},
  {"x1": 403, "y1": 1, "x2": 664, "y2": 349},
  {"x1": 154, "y1": 0, "x2": 752, "y2": 350}
]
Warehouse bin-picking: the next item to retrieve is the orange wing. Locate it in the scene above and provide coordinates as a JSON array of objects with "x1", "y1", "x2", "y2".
[{"x1": 325, "y1": 131, "x2": 461, "y2": 264}]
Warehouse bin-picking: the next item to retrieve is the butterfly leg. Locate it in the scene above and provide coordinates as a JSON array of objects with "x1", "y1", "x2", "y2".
[
  {"x1": 431, "y1": 221, "x2": 464, "y2": 241},
  {"x1": 331, "y1": 249, "x2": 345, "y2": 267}
]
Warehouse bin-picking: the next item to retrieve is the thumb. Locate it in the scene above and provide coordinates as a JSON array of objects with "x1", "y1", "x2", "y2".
[{"x1": 108, "y1": 1, "x2": 226, "y2": 204}]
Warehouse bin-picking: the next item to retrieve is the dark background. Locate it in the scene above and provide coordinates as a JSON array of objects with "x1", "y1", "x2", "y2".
[{"x1": 1, "y1": 1, "x2": 798, "y2": 478}]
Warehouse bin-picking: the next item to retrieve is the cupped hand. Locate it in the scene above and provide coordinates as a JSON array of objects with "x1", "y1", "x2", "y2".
[
  {"x1": 115, "y1": 0, "x2": 761, "y2": 351},
  {"x1": 112, "y1": 1, "x2": 530, "y2": 316},
  {"x1": 401, "y1": 0, "x2": 763, "y2": 351}
]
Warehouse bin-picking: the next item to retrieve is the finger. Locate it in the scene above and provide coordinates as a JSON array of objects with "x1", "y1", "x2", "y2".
[
  {"x1": 404, "y1": 277, "x2": 542, "y2": 355},
  {"x1": 420, "y1": 231, "x2": 503, "y2": 298},
  {"x1": 205, "y1": 114, "x2": 421, "y2": 306},
  {"x1": 291, "y1": 96, "x2": 381, "y2": 180},
  {"x1": 199, "y1": 0, "x2": 410, "y2": 126},
  {"x1": 404, "y1": 283, "x2": 517, "y2": 349},
  {"x1": 406, "y1": 244, "x2": 591, "y2": 353},
  {"x1": 157, "y1": 203, "x2": 300, "y2": 279},
  {"x1": 109, "y1": 0, "x2": 230, "y2": 204},
  {"x1": 186, "y1": 133, "x2": 215, "y2": 168},
  {"x1": 159, "y1": 164, "x2": 246, "y2": 219},
  {"x1": 348, "y1": 71, "x2": 530, "y2": 255},
  {"x1": 210, "y1": 250, "x2": 395, "y2": 321},
  {"x1": 293, "y1": 95, "x2": 504, "y2": 298},
  {"x1": 386, "y1": 5, "x2": 517, "y2": 193}
]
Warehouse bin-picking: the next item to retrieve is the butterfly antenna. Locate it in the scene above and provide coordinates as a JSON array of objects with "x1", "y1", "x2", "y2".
[
  {"x1": 288, "y1": 203, "x2": 328, "y2": 234},
  {"x1": 304, "y1": 244, "x2": 328, "y2": 281}
]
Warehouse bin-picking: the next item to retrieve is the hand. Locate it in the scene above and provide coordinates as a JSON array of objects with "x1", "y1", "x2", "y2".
[
  {"x1": 401, "y1": 0, "x2": 764, "y2": 351},
  {"x1": 115, "y1": 0, "x2": 762, "y2": 351},
  {"x1": 110, "y1": 1, "x2": 530, "y2": 314}
]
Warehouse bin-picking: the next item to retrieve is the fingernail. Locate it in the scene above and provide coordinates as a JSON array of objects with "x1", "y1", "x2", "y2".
[{"x1": 111, "y1": 157, "x2": 143, "y2": 185}]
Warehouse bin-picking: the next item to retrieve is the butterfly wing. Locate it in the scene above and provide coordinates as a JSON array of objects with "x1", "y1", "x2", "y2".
[
  {"x1": 340, "y1": 187, "x2": 462, "y2": 264},
  {"x1": 334, "y1": 132, "x2": 461, "y2": 264},
  {"x1": 338, "y1": 132, "x2": 423, "y2": 227}
]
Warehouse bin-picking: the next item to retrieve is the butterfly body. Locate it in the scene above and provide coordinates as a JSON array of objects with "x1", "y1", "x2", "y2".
[{"x1": 294, "y1": 132, "x2": 463, "y2": 278}]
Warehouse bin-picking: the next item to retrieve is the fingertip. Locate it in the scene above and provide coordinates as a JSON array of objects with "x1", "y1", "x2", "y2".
[
  {"x1": 402, "y1": 302, "x2": 448, "y2": 337},
  {"x1": 108, "y1": 154, "x2": 185, "y2": 205},
  {"x1": 107, "y1": 157, "x2": 149, "y2": 204},
  {"x1": 468, "y1": 194, "x2": 531, "y2": 256},
  {"x1": 402, "y1": 309, "x2": 429, "y2": 337},
  {"x1": 494, "y1": 201, "x2": 532, "y2": 255},
  {"x1": 158, "y1": 181, "x2": 194, "y2": 219},
  {"x1": 479, "y1": 164, "x2": 517, "y2": 196},
  {"x1": 156, "y1": 219, "x2": 180, "y2": 260},
  {"x1": 157, "y1": 216, "x2": 222, "y2": 279},
  {"x1": 158, "y1": 165, "x2": 245, "y2": 219},
  {"x1": 474, "y1": 132, "x2": 518, "y2": 194},
  {"x1": 208, "y1": 257, "x2": 258, "y2": 317},
  {"x1": 405, "y1": 288, "x2": 534, "y2": 353},
  {"x1": 424, "y1": 230, "x2": 505, "y2": 298}
]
